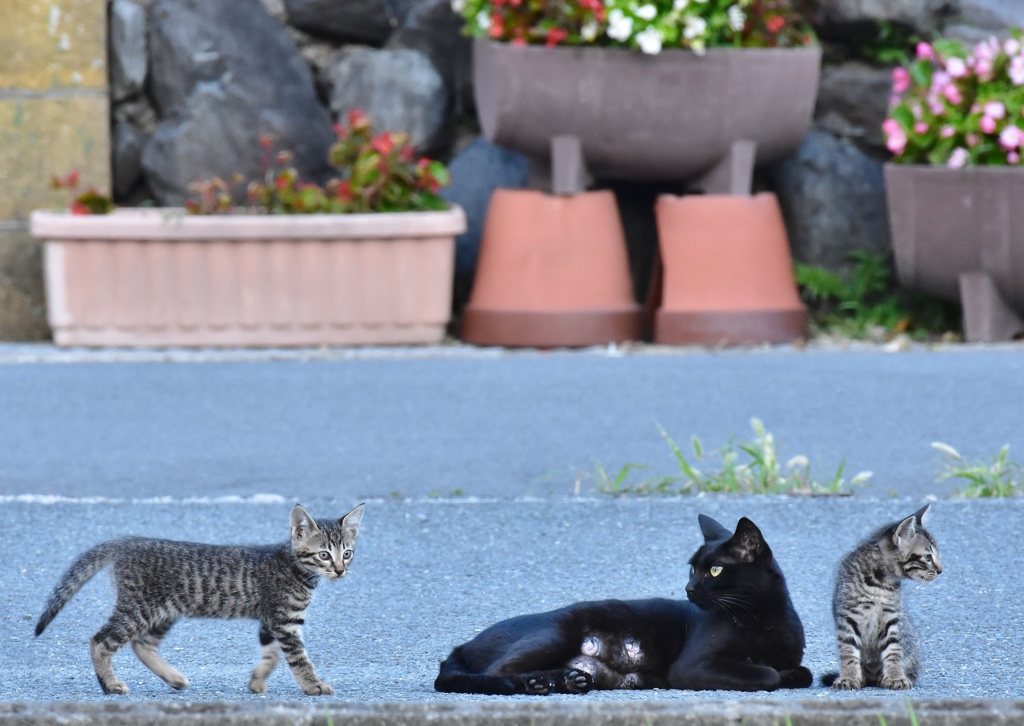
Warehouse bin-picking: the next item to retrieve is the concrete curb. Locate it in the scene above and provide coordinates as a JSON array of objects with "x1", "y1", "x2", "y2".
[{"x1": 1, "y1": 700, "x2": 1022, "y2": 726}]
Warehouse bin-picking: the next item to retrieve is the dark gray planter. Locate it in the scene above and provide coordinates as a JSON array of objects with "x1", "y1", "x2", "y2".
[
  {"x1": 885, "y1": 164, "x2": 1024, "y2": 341},
  {"x1": 473, "y1": 39, "x2": 822, "y2": 182}
]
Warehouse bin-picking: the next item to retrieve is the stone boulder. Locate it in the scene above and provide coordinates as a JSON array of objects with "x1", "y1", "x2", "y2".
[
  {"x1": 942, "y1": 0, "x2": 1024, "y2": 42},
  {"x1": 109, "y1": 0, "x2": 147, "y2": 102},
  {"x1": 143, "y1": 0, "x2": 335, "y2": 205},
  {"x1": 768, "y1": 130, "x2": 891, "y2": 274},
  {"x1": 439, "y1": 137, "x2": 529, "y2": 275},
  {"x1": 283, "y1": 0, "x2": 395, "y2": 45},
  {"x1": 112, "y1": 122, "x2": 145, "y2": 200},
  {"x1": 323, "y1": 48, "x2": 448, "y2": 155},
  {"x1": 814, "y1": 62, "x2": 893, "y2": 152},
  {"x1": 386, "y1": 0, "x2": 473, "y2": 115},
  {"x1": 818, "y1": 0, "x2": 948, "y2": 36}
]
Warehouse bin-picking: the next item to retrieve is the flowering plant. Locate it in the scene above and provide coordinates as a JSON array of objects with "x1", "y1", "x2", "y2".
[
  {"x1": 453, "y1": 0, "x2": 814, "y2": 55},
  {"x1": 884, "y1": 30, "x2": 1024, "y2": 167},
  {"x1": 50, "y1": 171, "x2": 114, "y2": 214},
  {"x1": 186, "y1": 110, "x2": 450, "y2": 214}
]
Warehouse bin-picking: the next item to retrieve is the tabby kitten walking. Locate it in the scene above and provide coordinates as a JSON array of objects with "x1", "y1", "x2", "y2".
[
  {"x1": 826, "y1": 505, "x2": 941, "y2": 690},
  {"x1": 35, "y1": 504, "x2": 364, "y2": 696}
]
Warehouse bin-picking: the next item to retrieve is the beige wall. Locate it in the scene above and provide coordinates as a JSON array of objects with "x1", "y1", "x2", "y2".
[{"x1": 0, "y1": 0, "x2": 111, "y2": 339}]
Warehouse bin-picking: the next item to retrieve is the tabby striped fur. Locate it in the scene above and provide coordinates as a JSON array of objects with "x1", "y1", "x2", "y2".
[
  {"x1": 826, "y1": 504, "x2": 941, "y2": 690},
  {"x1": 35, "y1": 503, "x2": 364, "y2": 696}
]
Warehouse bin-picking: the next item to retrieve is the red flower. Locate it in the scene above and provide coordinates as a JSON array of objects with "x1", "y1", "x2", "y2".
[
  {"x1": 488, "y1": 13, "x2": 504, "y2": 38},
  {"x1": 348, "y1": 109, "x2": 370, "y2": 131},
  {"x1": 70, "y1": 201, "x2": 90, "y2": 215},
  {"x1": 398, "y1": 144, "x2": 415, "y2": 162},
  {"x1": 546, "y1": 27, "x2": 568, "y2": 47},
  {"x1": 336, "y1": 180, "x2": 355, "y2": 202},
  {"x1": 371, "y1": 132, "x2": 395, "y2": 156},
  {"x1": 766, "y1": 15, "x2": 785, "y2": 33},
  {"x1": 66, "y1": 171, "x2": 80, "y2": 188},
  {"x1": 275, "y1": 175, "x2": 289, "y2": 190},
  {"x1": 259, "y1": 135, "x2": 274, "y2": 151},
  {"x1": 332, "y1": 123, "x2": 347, "y2": 138}
]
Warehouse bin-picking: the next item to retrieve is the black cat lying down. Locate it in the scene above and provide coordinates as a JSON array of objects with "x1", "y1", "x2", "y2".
[{"x1": 435, "y1": 514, "x2": 812, "y2": 695}]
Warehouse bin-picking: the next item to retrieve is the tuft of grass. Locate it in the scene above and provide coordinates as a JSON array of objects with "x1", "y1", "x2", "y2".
[
  {"x1": 933, "y1": 442, "x2": 1022, "y2": 498},
  {"x1": 590, "y1": 419, "x2": 871, "y2": 497}
]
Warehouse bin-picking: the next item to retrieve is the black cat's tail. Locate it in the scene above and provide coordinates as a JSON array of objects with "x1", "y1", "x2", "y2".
[
  {"x1": 820, "y1": 672, "x2": 839, "y2": 687},
  {"x1": 35, "y1": 539, "x2": 124, "y2": 637},
  {"x1": 434, "y1": 647, "x2": 517, "y2": 695}
]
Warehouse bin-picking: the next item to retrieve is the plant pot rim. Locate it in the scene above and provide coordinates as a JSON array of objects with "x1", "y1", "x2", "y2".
[
  {"x1": 884, "y1": 163, "x2": 1024, "y2": 173},
  {"x1": 476, "y1": 38, "x2": 821, "y2": 57},
  {"x1": 30, "y1": 206, "x2": 467, "y2": 241}
]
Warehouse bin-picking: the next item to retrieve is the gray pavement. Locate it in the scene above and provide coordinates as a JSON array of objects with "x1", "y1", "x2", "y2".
[
  {"x1": 1, "y1": 343, "x2": 1023, "y2": 500},
  {"x1": 2, "y1": 496, "x2": 1022, "y2": 703}
]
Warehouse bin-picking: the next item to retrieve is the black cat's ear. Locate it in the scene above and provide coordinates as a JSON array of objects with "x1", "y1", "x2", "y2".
[
  {"x1": 729, "y1": 517, "x2": 768, "y2": 562},
  {"x1": 894, "y1": 513, "x2": 918, "y2": 547},
  {"x1": 291, "y1": 504, "x2": 320, "y2": 541},
  {"x1": 340, "y1": 503, "x2": 365, "y2": 536},
  {"x1": 698, "y1": 514, "x2": 732, "y2": 542},
  {"x1": 913, "y1": 504, "x2": 931, "y2": 526}
]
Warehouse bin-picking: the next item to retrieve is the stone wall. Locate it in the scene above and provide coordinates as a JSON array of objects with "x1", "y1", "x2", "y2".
[{"x1": 0, "y1": 0, "x2": 111, "y2": 339}]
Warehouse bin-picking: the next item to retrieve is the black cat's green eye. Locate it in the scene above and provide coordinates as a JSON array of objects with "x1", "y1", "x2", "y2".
[
  {"x1": 710, "y1": 566, "x2": 723, "y2": 577},
  {"x1": 318, "y1": 552, "x2": 331, "y2": 561},
  {"x1": 343, "y1": 549, "x2": 353, "y2": 560}
]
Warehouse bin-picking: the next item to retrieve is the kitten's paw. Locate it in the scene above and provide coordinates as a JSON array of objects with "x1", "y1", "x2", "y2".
[
  {"x1": 831, "y1": 676, "x2": 863, "y2": 691},
  {"x1": 102, "y1": 680, "x2": 129, "y2": 695},
  {"x1": 302, "y1": 681, "x2": 334, "y2": 696},
  {"x1": 880, "y1": 676, "x2": 913, "y2": 691},
  {"x1": 778, "y1": 666, "x2": 813, "y2": 689},
  {"x1": 248, "y1": 678, "x2": 267, "y2": 694},
  {"x1": 523, "y1": 676, "x2": 554, "y2": 695},
  {"x1": 563, "y1": 669, "x2": 594, "y2": 694}
]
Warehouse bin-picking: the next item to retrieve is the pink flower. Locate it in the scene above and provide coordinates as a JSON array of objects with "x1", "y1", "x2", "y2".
[
  {"x1": 980, "y1": 115, "x2": 997, "y2": 134},
  {"x1": 916, "y1": 42, "x2": 934, "y2": 60},
  {"x1": 892, "y1": 67, "x2": 911, "y2": 94},
  {"x1": 967, "y1": 134, "x2": 980, "y2": 147},
  {"x1": 929, "y1": 98, "x2": 946, "y2": 115},
  {"x1": 975, "y1": 57, "x2": 994, "y2": 81},
  {"x1": 947, "y1": 147, "x2": 969, "y2": 169},
  {"x1": 941, "y1": 125, "x2": 956, "y2": 138},
  {"x1": 999, "y1": 124, "x2": 1024, "y2": 150},
  {"x1": 1010, "y1": 57, "x2": 1024, "y2": 86},
  {"x1": 1006, "y1": 38, "x2": 1022, "y2": 56},
  {"x1": 914, "y1": 121, "x2": 929, "y2": 135},
  {"x1": 883, "y1": 119, "x2": 908, "y2": 156},
  {"x1": 945, "y1": 57, "x2": 967, "y2": 78},
  {"x1": 1010, "y1": 152, "x2": 1021, "y2": 164},
  {"x1": 931, "y1": 71, "x2": 951, "y2": 90},
  {"x1": 943, "y1": 84, "x2": 963, "y2": 105},
  {"x1": 985, "y1": 101, "x2": 1006, "y2": 119}
]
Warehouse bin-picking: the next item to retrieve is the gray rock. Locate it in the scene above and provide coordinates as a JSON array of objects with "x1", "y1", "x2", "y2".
[
  {"x1": 113, "y1": 95, "x2": 158, "y2": 136},
  {"x1": 814, "y1": 62, "x2": 893, "y2": 152},
  {"x1": 324, "y1": 47, "x2": 447, "y2": 155},
  {"x1": 386, "y1": 0, "x2": 473, "y2": 115},
  {"x1": 767, "y1": 130, "x2": 891, "y2": 274},
  {"x1": 439, "y1": 136, "x2": 529, "y2": 274},
  {"x1": 143, "y1": 0, "x2": 335, "y2": 205},
  {"x1": 112, "y1": 122, "x2": 146, "y2": 200},
  {"x1": 941, "y1": 0, "x2": 1024, "y2": 39},
  {"x1": 0, "y1": 226, "x2": 49, "y2": 341},
  {"x1": 109, "y1": 0, "x2": 147, "y2": 102},
  {"x1": 283, "y1": 0, "x2": 395, "y2": 45},
  {"x1": 818, "y1": 0, "x2": 947, "y2": 35}
]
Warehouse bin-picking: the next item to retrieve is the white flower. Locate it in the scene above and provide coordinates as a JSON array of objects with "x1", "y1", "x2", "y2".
[
  {"x1": 947, "y1": 147, "x2": 969, "y2": 169},
  {"x1": 1010, "y1": 57, "x2": 1024, "y2": 86},
  {"x1": 607, "y1": 8, "x2": 634, "y2": 41},
  {"x1": 475, "y1": 9, "x2": 491, "y2": 29},
  {"x1": 580, "y1": 20, "x2": 599, "y2": 41},
  {"x1": 635, "y1": 3, "x2": 657, "y2": 20},
  {"x1": 450, "y1": 0, "x2": 466, "y2": 12},
  {"x1": 945, "y1": 57, "x2": 967, "y2": 78},
  {"x1": 672, "y1": 0, "x2": 689, "y2": 9},
  {"x1": 683, "y1": 14, "x2": 706, "y2": 39},
  {"x1": 727, "y1": 4, "x2": 746, "y2": 31},
  {"x1": 635, "y1": 25, "x2": 663, "y2": 54},
  {"x1": 1005, "y1": 38, "x2": 1021, "y2": 56}
]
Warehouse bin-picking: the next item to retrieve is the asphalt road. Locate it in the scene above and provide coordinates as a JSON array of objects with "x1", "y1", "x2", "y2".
[
  {"x1": 2, "y1": 496, "x2": 1020, "y2": 702},
  {"x1": 1, "y1": 343, "x2": 1023, "y2": 500}
]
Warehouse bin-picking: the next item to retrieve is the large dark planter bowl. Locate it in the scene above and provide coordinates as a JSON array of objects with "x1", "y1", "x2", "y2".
[
  {"x1": 474, "y1": 39, "x2": 822, "y2": 181},
  {"x1": 885, "y1": 164, "x2": 1024, "y2": 312}
]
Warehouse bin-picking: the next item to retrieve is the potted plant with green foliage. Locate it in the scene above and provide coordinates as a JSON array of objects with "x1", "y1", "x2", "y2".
[
  {"x1": 457, "y1": 0, "x2": 820, "y2": 347},
  {"x1": 883, "y1": 32, "x2": 1024, "y2": 342},
  {"x1": 31, "y1": 111, "x2": 466, "y2": 347}
]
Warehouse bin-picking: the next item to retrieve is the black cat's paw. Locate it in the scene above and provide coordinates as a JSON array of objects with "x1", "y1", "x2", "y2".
[
  {"x1": 563, "y1": 669, "x2": 594, "y2": 694},
  {"x1": 777, "y1": 666, "x2": 813, "y2": 689},
  {"x1": 522, "y1": 675, "x2": 555, "y2": 695}
]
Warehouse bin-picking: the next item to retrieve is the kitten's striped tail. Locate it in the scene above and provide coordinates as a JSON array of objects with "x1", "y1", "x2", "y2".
[{"x1": 35, "y1": 539, "x2": 126, "y2": 637}]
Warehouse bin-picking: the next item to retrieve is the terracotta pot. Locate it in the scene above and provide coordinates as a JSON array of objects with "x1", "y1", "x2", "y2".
[
  {"x1": 31, "y1": 207, "x2": 466, "y2": 347},
  {"x1": 474, "y1": 39, "x2": 821, "y2": 181},
  {"x1": 654, "y1": 193, "x2": 806, "y2": 345},
  {"x1": 461, "y1": 189, "x2": 641, "y2": 346}
]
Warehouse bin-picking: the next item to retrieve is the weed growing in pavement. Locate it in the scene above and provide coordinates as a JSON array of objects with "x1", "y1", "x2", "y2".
[
  {"x1": 934, "y1": 442, "x2": 1022, "y2": 497},
  {"x1": 587, "y1": 419, "x2": 872, "y2": 496}
]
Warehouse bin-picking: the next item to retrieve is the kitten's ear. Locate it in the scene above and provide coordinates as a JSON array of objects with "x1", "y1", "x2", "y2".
[
  {"x1": 698, "y1": 514, "x2": 732, "y2": 542},
  {"x1": 340, "y1": 503, "x2": 365, "y2": 536},
  {"x1": 291, "y1": 504, "x2": 320, "y2": 541},
  {"x1": 894, "y1": 513, "x2": 918, "y2": 547},
  {"x1": 913, "y1": 504, "x2": 931, "y2": 526},
  {"x1": 729, "y1": 517, "x2": 768, "y2": 562}
]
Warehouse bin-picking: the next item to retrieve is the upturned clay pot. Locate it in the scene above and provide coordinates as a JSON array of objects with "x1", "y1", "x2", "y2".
[
  {"x1": 654, "y1": 193, "x2": 806, "y2": 345},
  {"x1": 460, "y1": 189, "x2": 641, "y2": 347}
]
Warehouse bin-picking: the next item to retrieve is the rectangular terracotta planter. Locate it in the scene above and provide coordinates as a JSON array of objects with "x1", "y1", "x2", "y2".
[{"x1": 31, "y1": 207, "x2": 466, "y2": 347}]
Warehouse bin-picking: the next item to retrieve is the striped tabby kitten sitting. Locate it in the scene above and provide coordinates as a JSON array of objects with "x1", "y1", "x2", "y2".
[
  {"x1": 826, "y1": 505, "x2": 941, "y2": 690},
  {"x1": 35, "y1": 503, "x2": 364, "y2": 696}
]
